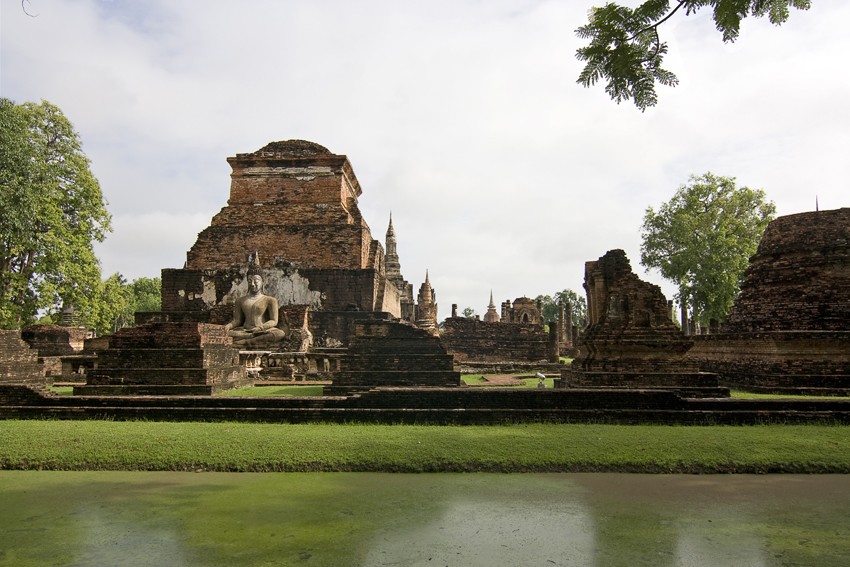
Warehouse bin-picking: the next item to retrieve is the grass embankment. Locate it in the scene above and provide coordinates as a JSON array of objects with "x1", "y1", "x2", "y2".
[{"x1": 1, "y1": 421, "x2": 847, "y2": 473}]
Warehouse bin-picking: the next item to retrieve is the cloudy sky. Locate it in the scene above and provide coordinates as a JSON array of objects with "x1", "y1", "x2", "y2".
[{"x1": 2, "y1": 0, "x2": 848, "y2": 317}]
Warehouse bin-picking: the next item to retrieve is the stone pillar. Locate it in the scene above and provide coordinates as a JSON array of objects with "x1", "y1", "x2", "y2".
[
  {"x1": 548, "y1": 323, "x2": 560, "y2": 363},
  {"x1": 557, "y1": 302, "x2": 566, "y2": 342},
  {"x1": 680, "y1": 304, "x2": 688, "y2": 335},
  {"x1": 451, "y1": 304, "x2": 457, "y2": 318},
  {"x1": 572, "y1": 325, "x2": 579, "y2": 340},
  {"x1": 667, "y1": 300, "x2": 674, "y2": 322}
]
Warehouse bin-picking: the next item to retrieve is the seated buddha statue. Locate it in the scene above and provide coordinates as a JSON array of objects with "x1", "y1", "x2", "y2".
[{"x1": 224, "y1": 262, "x2": 286, "y2": 348}]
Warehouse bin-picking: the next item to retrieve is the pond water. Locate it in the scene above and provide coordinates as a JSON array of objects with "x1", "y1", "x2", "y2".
[{"x1": 1, "y1": 472, "x2": 848, "y2": 566}]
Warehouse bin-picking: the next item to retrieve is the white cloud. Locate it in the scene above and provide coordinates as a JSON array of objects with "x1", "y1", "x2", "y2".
[{"x1": 2, "y1": 0, "x2": 848, "y2": 314}]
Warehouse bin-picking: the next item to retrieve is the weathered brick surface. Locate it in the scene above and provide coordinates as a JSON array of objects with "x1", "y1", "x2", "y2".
[
  {"x1": 75, "y1": 323, "x2": 250, "y2": 396},
  {"x1": 20, "y1": 325, "x2": 88, "y2": 356},
  {"x1": 188, "y1": 142, "x2": 376, "y2": 271},
  {"x1": 693, "y1": 209, "x2": 850, "y2": 394},
  {"x1": 723, "y1": 208, "x2": 850, "y2": 333},
  {"x1": 501, "y1": 297, "x2": 543, "y2": 325},
  {"x1": 559, "y1": 250, "x2": 721, "y2": 396},
  {"x1": 19, "y1": 325, "x2": 90, "y2": 379},
  {"x1": 326, "y1": 320, "x2": 461, "y2": 394},
  {"x1": 442, "y1": 317, "x2": 548, "y2": 363},
  {"x1": 308, "y1": 311, "x2": 394, "y2": 348},
  {"x1": 0, "y1": 330, "x2": 46, "y2": 385}
]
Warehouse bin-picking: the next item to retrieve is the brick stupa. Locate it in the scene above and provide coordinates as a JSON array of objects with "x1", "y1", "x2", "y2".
[{"x1": 689, "y1": 208, "x2": 850, "y2": 395}]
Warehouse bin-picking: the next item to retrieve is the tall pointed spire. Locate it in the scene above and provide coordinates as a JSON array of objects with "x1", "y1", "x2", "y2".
[
  {"x1": 484, "y1": 289, "x2": 500, "y2": 322},
  {"x1": 386, "y1": 210, "x2": 396, "y2": 239},
  {"x1": 385, "y1": 211, "x2": 401, "y2": 278}
]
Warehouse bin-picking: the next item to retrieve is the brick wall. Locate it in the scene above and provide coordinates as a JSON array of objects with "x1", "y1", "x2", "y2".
[
  {"x1": 442, "y1": 317, "x2": 548, "y2": 362},
  {"x1": 0, "y1": 330, "x2": 46, "y2": 385}
]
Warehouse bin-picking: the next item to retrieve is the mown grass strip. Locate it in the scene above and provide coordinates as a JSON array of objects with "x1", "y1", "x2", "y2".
[
  {"x1": 730, "y1": 390, "x2": 850, "y2": 400},
  {"x1": 1, "y1": 420, "x2": 847, "y2": 473},
  {"x1": 216, "y1": 385, "x2": 324, "y2": 397}
]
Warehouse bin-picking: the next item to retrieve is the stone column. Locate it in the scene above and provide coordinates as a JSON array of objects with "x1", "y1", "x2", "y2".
[
  {"x1": 451, "y1": 304, "x2": 457, "y2": 318},
  {"x1": 680, "y1": 304, "x2": 689, "y2": 335},
  {"x1": 548, "y1": 323, "x2": 560, "y2": 363},
  {"x1": 667, "y1": 300, "x2": 674, "y2": 322},
  {"x1": 557, "y1": 302, "x2": 566, "y2": 342}
]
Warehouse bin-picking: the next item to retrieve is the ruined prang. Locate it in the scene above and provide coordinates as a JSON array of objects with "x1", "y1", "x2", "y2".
[
  {"x1": 556, "y1": 249, "x2": 725, "y2": 397},
  {"x1": 689, "y1": 208, "x2": 850, "y2": 395}
]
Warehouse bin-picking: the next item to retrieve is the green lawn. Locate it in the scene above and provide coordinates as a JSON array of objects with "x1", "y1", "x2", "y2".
[
  {"x1": 730, "y1": 390, "x2": 850, "y2": 400},
  {"x1": 460, "y1": 375, "x2": 557, "y2": 388},
  {"x1": 217, "y1": 385, "x2": 324, "y2": 397},
  {"x1": 1, "y1": 420, "x2": 847, "y2": 472}
]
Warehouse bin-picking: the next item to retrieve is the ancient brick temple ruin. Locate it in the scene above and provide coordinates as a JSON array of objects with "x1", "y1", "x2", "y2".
[
  {"x1": 0, "y1": 330, "x2": 46, "y2": 386},
  {"x1": 689, "y1": 208, "x2": 850, "y2": 395},
  {"x1": 556, "y1": 249, "x2": 726, "y2": 397},
  {"x1": 19, "y1": 324, "x2": 89, "y2": 378},
  {"x1": 501, "y1": 297, "x2": 543, "y2": 325},
  {"x1": 442, "y1": 295, "x2": 549, "y2": 364},
  {"x1": 152, "y1": 140, "x2": 434, "y2": 347}
]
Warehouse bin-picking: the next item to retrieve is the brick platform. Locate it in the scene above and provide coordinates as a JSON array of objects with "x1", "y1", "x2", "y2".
[
  {"x1": 74, "y1": 322, "x2": 251, "y2": 396},
  {"x1": 2, "y1": 384, "x2": 849, "y2": 425},
  {"x1": 325, "y1": 319, "x2": 461, "y2": 394}
]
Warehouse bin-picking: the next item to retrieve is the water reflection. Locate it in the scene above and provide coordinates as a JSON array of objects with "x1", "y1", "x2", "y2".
[
  {"x1": 363, "y1": 489, "x2": 596, "y2": 566},
  {"x1": 0, "y1": 473, "x2": 848, "y2": 567}
]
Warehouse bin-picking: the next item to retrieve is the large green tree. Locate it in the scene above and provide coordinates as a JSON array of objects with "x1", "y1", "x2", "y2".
[
  {"x1": 39, "y1": 275, "x2": 162, "y2": 336},
  {"x1": 0, "y1": 98, "x2": 111, "y2": 328},
  {"x1": 88, "y1": 275, "x2": 162, "y2": 336},
  {"x1": 576, "y1": 0, "x2": 811, "y2": 111},
  {"x1": 640, "y1": 172, "x2": 775, "y2": 325}
]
